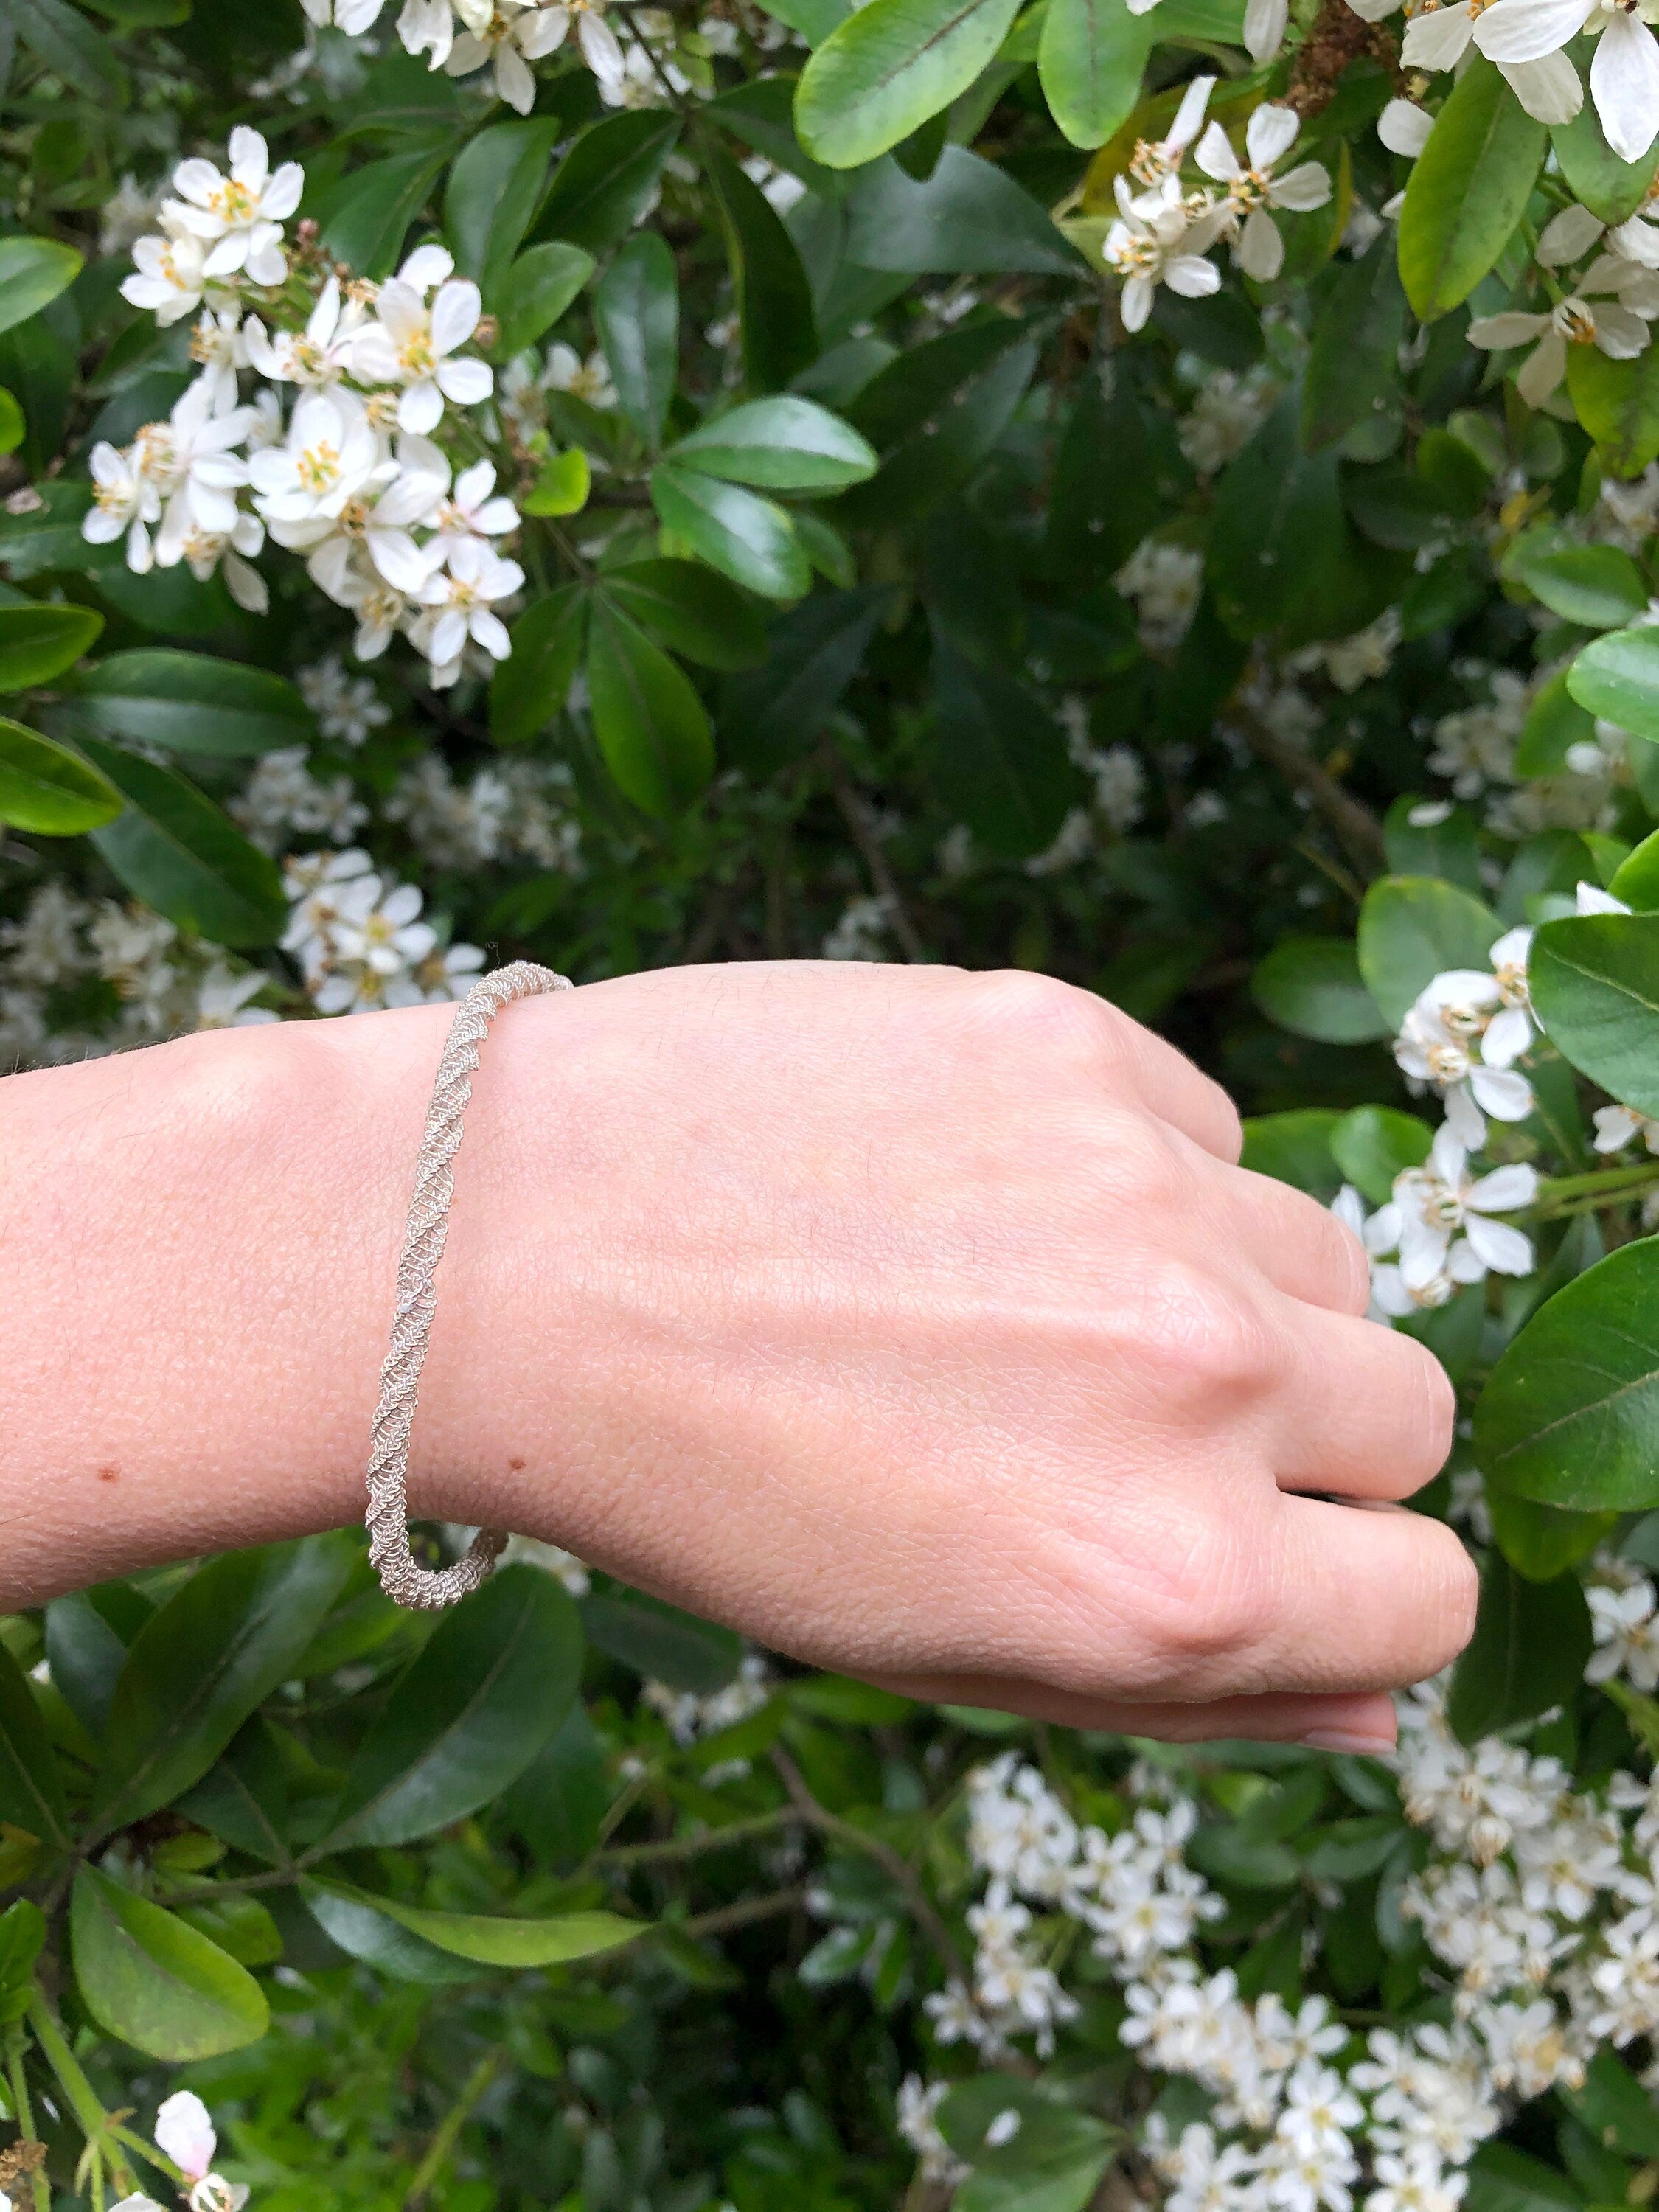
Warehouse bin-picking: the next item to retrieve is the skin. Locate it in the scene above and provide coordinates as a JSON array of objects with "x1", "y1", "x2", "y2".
[{"x1": 0, "y1": 959, "x2": 1472, "y2": 1750}]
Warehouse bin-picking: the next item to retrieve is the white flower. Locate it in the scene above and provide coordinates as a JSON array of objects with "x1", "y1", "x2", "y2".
[
  {"x1": 1475, "y1": 0, "x2": 1659, "y2": 159},
  {"x1": 446, "y1": 0, "x2": 582, "y2": 106},
  {"x1": 145, "y1": 378, "x2": 256, "y2": 561},
  {"x1": 542, "y1": 341, "x2": 618, "y2": 408},
  {"x1": 1122, "y1": 74, "x2": 1217, "y2": 182},
  {"x1": 1193, "y1": 107, "x2": 1331, "y2": 279},
  {"x1": 1366, "y1": 2148, "x2": 1468, "y2": 2212},
  {"x1": 1587, "y1": 1578, "x2": 1659, "y2": 1690},
  {"x1": 1366, "y1": 1122, "x2": 1538, "y2": 1293},
  {"x1": 1379, "y1": 97, "x2": 1436, "y2": 154},
  {"x1": 1468, "y1": 262, "x2": 1659, "y2": 406},
  {"x1": 333, "y1": 563, "x2": 415, "y2": 659},
  {"x1": 122, "y1": 218, "x2": 210, "y2": 326},
  {"x1": 83, "y1": 439, "x2": 161, "y2": 570},
  {"x1": 164, "y1": 127, "x2": 302, "y2": 285},
  {"x1": 351, "y1": 274, "x2": 493, "y2": 434},
  {"x1": 1103, "y1": 175, "x2": 1222, "y2": 333},
  {"x1": 417, "y1": 939, "x2": 488, "y2": 1000},
  {"x1": 154, "y1": 2093, "x2": 250, "y2": 2212},
  {"x1": 428, "y1": 457, "x2": 518, "y2": 565},
  {"x1": 248, "y1": 388, "x2": 384, "y2": 528},
  {"x1": 298, "y1": 654, "x2": 390, "y2": 745},
  {"x1": 244, "y1": 276, "x2": 364, "y2": 387},
  {"x1": 189, "y1": 307, "x2": 248, "y2": 412},
  {"x1": 417, "y1": 536, "x2": 522, "y2": 667},
  {"x1": 1392, "y1": 975, "x2": 1536, "y2": 1144},
  {"x1": 1396, "y1": 0, "x2": 1584, "y2": 126},
  {"x1": 194, "y1": 962, "x2": 277, "y2": 1028},
  {"x1": 1593, "y1": 1101, "x2": 1659, "y2": 1152},
  {"x1": 285, "y1": 434, "x2": 449, "y2": 598}
]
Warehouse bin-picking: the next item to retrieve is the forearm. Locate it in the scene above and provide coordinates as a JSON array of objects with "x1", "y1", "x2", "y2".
[{"x1": 0, "y1": 1000, "x2": 560, "y2": 1605}]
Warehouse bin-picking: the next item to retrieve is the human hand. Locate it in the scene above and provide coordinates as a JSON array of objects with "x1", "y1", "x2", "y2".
[{"x1": 450, "y1": 961, "x2": 1470, "y2": 1752}]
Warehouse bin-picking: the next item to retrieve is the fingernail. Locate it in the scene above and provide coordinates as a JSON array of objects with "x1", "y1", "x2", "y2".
[{"x1": 1301, "y1": 1728, "x2": 1394, "y2": 1756}]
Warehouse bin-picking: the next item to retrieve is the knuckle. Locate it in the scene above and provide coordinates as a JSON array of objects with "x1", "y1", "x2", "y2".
[
  {"x1": 973, "y1": 969, "x2": 1121, "y2": 1068},
  {"x1": 1142, "y1": 1510, "x2": 1276, "y2": 1671},
  {"x1": 1127, "y1": 1258, "x2": 1282, "y2": 1404}
]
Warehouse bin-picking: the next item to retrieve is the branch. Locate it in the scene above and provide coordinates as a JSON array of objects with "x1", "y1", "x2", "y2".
[
  {"x1": 820, "y1": 748, "x2": 928, "y2": 962},
  {"x1": 1230, "y1": 706, "x2": 1386, "y2": 877},
  {"x1": 769, "y1": 1748, "x2": 970, "y2": 1983},
  {"x1": 598, "y1": 1806, "x2": 801, "y2": 1869}
]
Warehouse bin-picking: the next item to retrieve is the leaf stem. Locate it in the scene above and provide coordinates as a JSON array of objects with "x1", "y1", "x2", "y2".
[
  {"x1": 403, "y1": 2050, "x2": 503, "y2": 2210},
  {"x1": 25, "y1": 1994, "x2": 136, "y2": 2202}
]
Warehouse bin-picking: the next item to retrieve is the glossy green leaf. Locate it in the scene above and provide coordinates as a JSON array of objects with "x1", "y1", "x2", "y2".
[
  {"x1": 1382, "y1": 795, "x2": 1483, "y2": 894},
  {"x1": 504, "y1": 1703, "x2": 611, "y2": 1866},
  {"x1": 176, "y1": 1719, "x2": 293, "y2": 1866},
  {"x1": 1250, "y1": 937, "x2": 1388, "y2": 1045},
  {"x1": 838, "y1": 326, "x2": 1038, "y2": 529},
  {"x1": 316, "y1": 150, "x2": 446, "y2": 281},
  {"x1": 1038, "y1": 0, "x2": 1153, "y2": 149},
  {"x1": 490, "y1": 585, "x2": 588, "y2": 745},
  {"x1": 1565, "y1": 340, "x2": 1659, "y2": 480},
  {"x1": 0, "y1": 241, "x2": 83, "y2": 344},
  {"x1": 1610, "y1": 827, "x2": 1659, "y2": 908},
  {"x1": 1509, "y1": 542, "x2": 1649, "y2": 630},
  {"x1": 703, "y1": 134, "x2": 818, "y2": 392},
  {"x1": 843, "y1": 145, "x2": 1085, "y2": 272},
  {"x1": 1530, "y1": 911, "x2": 1659, "y2": 1113},
  {"x1": 90, "y1": 1537, "x2": 356, "y2": 1837},
  {"x1": 1474, "y1": 1237, "x2": 1659, "y2": 1509},
  {"x1": 930, "y1": 633, "x2": 1080, "y2": 861},
  {"x1": 0, "y1": 1640, "x2": 69, "y2": 1852},
  {"x1": 1397, "y1": 60, "x2": 1546, "y2": 321},
  {"x1": 650, "y1": 462, "x2": 810, "y2": 599},
  {"x1": 1210, "y1": 397, "x2": 1385, "y2": 647},
  {"x1": 585, "y1": 596, "x2": 717, "y2": 813},
  {"x1": 72, "y1": 1866, "x2": 268, "y2": 2060},
  {"x1": 0, "y1": 387, "x2": 23, "y2": 456},
  {"x1": 720, "y1": 585, "x2": 892, "y2": 774},
  {"x1": 80, "y1": 737, "x2": 286, "y2": 946},
  {"x1": 534, "y1": 112, "x2": 681, "y2": 252},
  {"x1": 1302, "y1": 241, "x2": 1406, "y2": 454},
  {"x1": 445, "y1": 118, "x2": 560, "y2": 296},
  {"x1": 1552, "y1": 99, "x2": 1659, "y2": 221},
  {"x1": 523, "y1": 445, "x2": 591, "y2": 516},
  {"x1": 306, "y1": 1878, "x2": 639, "y2": 1967},
  {"x1": 1562, "y1": 2050, "x2": 1659, "y2": 2157},
  {"x1": 594, "y1": 230, "x2": 679, "y2": 448},
  {"x1": 1329, "y1": 1105, "x2": 1433, "y2": 1205},
  {"x1": 579, "y1": 1585, "x2": 742, "y2": 1693},
  {"x1": 1240, "y1": 1110, "x2": 1344, "y2": 1200},
  {"x1": 1356, "y1": 873, "x2": 1502, "y2": 1029},
  {"x1": 44, "y1": 1590, "x2": 131, "y2": 1741},
  {"x1": 0, "y1": 715, "x2": 122, "y2": 835},
  {"x1": 1048, "y1": 366, "x2": 1192, "y2": 576},
  {"x1": 325, "y1": 1564, "x2": 584, "y2": 1847},
  {"x1": 604, "y1": 558, "x2": 767, "y2": 670},
  {"x1": 1568, "y1": 623, "x2": 1659, "y2": 739},
  {"x1": 299, "y1": 1878, "x2": 479, "y2": 1984},
  {"x1": 17, "y1": 0, "x2": 128, "y2": 102},
  {"x1": 490, "y1": 240, "x2": 596, "y2": 361},
  {"x1": 1446, "y1": 1553, "x2": 1592, "y2": 1744},
  {"x1": 0, "y1": 600, "x2": 102, "y2": 689},
  {"x1": 1488, "y1": 1489, "x2": 1618, "y2": 1582},
  {"x1": 66, "y1": 648, "x2": 315, "y2": 755},
  {"x1": 670, "y1": 394, "x2": 877, "y2": 490},
  {"x1": 1515, "y1": 664, "x2": 1598, "y2": 776},
  {"x1": 796, "y1": 0, "x2": 1024, "y2": 168}
]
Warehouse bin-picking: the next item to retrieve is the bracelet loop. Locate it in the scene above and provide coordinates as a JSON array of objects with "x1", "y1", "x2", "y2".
[{"x1": 365, "y1": 960, "x2": 571, "y2": 1609}]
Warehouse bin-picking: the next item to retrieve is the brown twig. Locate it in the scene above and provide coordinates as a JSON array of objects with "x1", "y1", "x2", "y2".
[
  {"x1": 820, "y1": 748, "x2": 928, "y2": 962},
  {"x1": 1231, "y1": 706, "x2": 1386, "y2": 877}
]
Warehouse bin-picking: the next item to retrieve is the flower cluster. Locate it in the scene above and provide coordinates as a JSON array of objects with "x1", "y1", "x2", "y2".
[
  {"x1": 88, "y1": 135, "x2": 516, "y2": 689},
  {"x1": 112, "y1": 2090, "x2": 246, "y2": 2212},
  {"x1": 279, "y1": 848, "x2": 484, "y2": 1012}
]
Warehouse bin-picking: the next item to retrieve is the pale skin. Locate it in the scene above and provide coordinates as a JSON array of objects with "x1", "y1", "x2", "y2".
[{"x1": 0, "y1": 959, "x2": 1472, "y2": 1751}]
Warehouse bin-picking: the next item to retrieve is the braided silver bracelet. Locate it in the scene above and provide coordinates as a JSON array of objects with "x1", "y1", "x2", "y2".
[{"x1": 365, "y1": 960, "x2": 572, "y2": 1609}]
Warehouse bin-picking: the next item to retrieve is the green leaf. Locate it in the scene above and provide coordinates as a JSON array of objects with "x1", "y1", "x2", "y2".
[
  {"x1": 842, "y1": 146, "x2": 1085, "y2": 273},
  {"x1": 1565, "y1": 341, "x2": 1659, "y2": 479},
  {"x1": 1302, "y1": 241, "x2": 1407, "y2": 454},
  {"x1": 1552, "y1": 100, "x2": 1659, "y2": 223},
  {"x1": 80, "y1": 737, "x2": 286, "y2": 947},
  {"x1": 720, "y1": 585, "x2": 893, "y2": 774},
  {"x1": 1563, "y1": 2051, "x2": 1659, "y2": 2158},
  {"x1": 1047, "y1": 366, "x2": 1192, "y2": 577},
  {"x1": 796, "y1": 0, "x2": 1024, "y2": 168},
  {"x1": 838, "y1": 323, "x2": 1038, "y2": 529},
  {"x1": 1446, "y1": 1552, "x2": 1592, "y2": 1743},
  {"x1": 1382, "y1": 794, "x2": 1484, "y2": 894},
  {"x1": 1187, "y1": 1823, "x2": 1302, "y2": 1888},
  {"x1": 66, "y1": 649, "x2": 315, "y2": 756},
  {"x1": 1356, "y1": 873, "x2": 1502, "y2": 1029},
  {"x1": 1568, "y1": 624, "x2": 1659, "y2": 739},
  {"x1": 0, "y1": 1641, "x2": 69, "y2": 1852},
  {"x1": 90, "y1": 1538, "x2": 355, "y2": 1837},
  {"x1": 1530, "y1": 911, "x2": 1659, "y2": 1113},
  {"x1": 489, "y1": 585, "x2": 588, "y2": 745},
  {"x1": 594, "y1": 230, "x2": 680, "y2": 448},
  {"x1": 445, "y1": 118, "x2": 560, "y2": 296},
  {"x1": 1397, "y1": 59, "x2": 1546, "y2": 320},
  {"x1": 930, "y1": 631, "x2": 1080, "y2": 860},
  {"x1": 1610, "y1": 827, "x2": 1659, "y2": 908},
  {"x1": 1473, "y1": 1237, "x2": 1659, "y2": 1509},
  {"x1": 324, "y1": 1565, "x2": 583, "y2": 1848},
  {"x1": 534, "y1": 113, "x2": 681, "y2": 253},
  {"x1": 1210, "y1": 397, "x2": 1385, "y2": 647},
  {"x1": 0, "y1": 600, "x2": 101, "y2": 689},
  {"x1": 650, "y1": 462, "x2": 810, "y2": 599},
  {"x1": 1515, "y1": 665, "x2": 1598, "y2": 777},
  {"x1": 45, "y1": 1590, "x2": 131, "y2": 1741},
  {"x1": 703, "y1": 135, "x2": 818, "y2": 392},
  {"x1": 1488, "y1": 1489, "x2": 1618, "y2": 1582},
  {"x1": 1329, "y1": 1105, "x2": 1433, "y2": 1205},
  {"x1": 299, "y1": 1879, "x2": 479, "y2": 1984},
  {"x1": 1251, "y1": 938, "x2": 1388, "y2": 1045},
  {"x1": 72, "y1": 1866, "x2": 269, "y2": 2060},
  {"x1": 503, "y1": 1703, "x2": 611, "y2": 1865},
  {"x1": 175, "y1": 1719, "x2": 293, "y2": 1866},
  {"x1": 523, "y1": 445, "x2": 591, "y2": 517},
  {"x1": 585, "y1": 596, "x2": 717, "y2": 812},
  {"x1": 16, "y1": 0, "x2": 128, "y2": 105},
  {"x1": 1038, "y1": 0, "x2": 1152, "y2": 149},
  {"x1": 0, "y1": 387, "x2": 23, "y2": 456},
  {"x1": 669, "y1": 395, "x2": 877, "y2": 490},
  {"x1": 316, "y1": 150, "x2": 447, "y2": 282},
  {"x1": 1240, "y1": 1110, "x2": 1344, "y2": 1200},
  {"x1": 1508, "y1": 542, "x2": 1649, "y2": 630},
  {"x1": 490, "y1": 240, "x2": 596, "y2": 362},
  {"x1": 0, "y1": 237, "x2": 85, "y2": 341},
  {"x1": 579, "y1": 1584, "x2": 742, "y2": 1691},
  {"x1": 304, "y1": 1879, "x2": 639, "y2": 1968},
  {"x1": 605, "y1": 559, "x2": 767, "y2": 669},
  {"x1": 0, "y1": 716, "x2": 122, "y2": 835}
]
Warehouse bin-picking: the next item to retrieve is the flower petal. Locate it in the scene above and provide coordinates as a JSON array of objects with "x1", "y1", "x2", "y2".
[
  {"x1": 1592, "y1": 7, "x2": 1659, "y2": 161},
  {"x1": 1472, "y1": 0, "x2": 1590, "y2": 66}
]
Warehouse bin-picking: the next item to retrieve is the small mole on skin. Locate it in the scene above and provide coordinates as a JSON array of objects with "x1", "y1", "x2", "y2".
[
  {"x1": 98, "y1": 1464, "x2": 120, "y2": 1484},
  {"x1": 508, "y1": 1456, "x2": 526, "y2": 1472}
]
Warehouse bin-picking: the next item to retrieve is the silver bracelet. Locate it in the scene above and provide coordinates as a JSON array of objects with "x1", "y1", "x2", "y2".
[{"x1": 365, "y1": 960, "x2": 572, "y2": 1609}]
